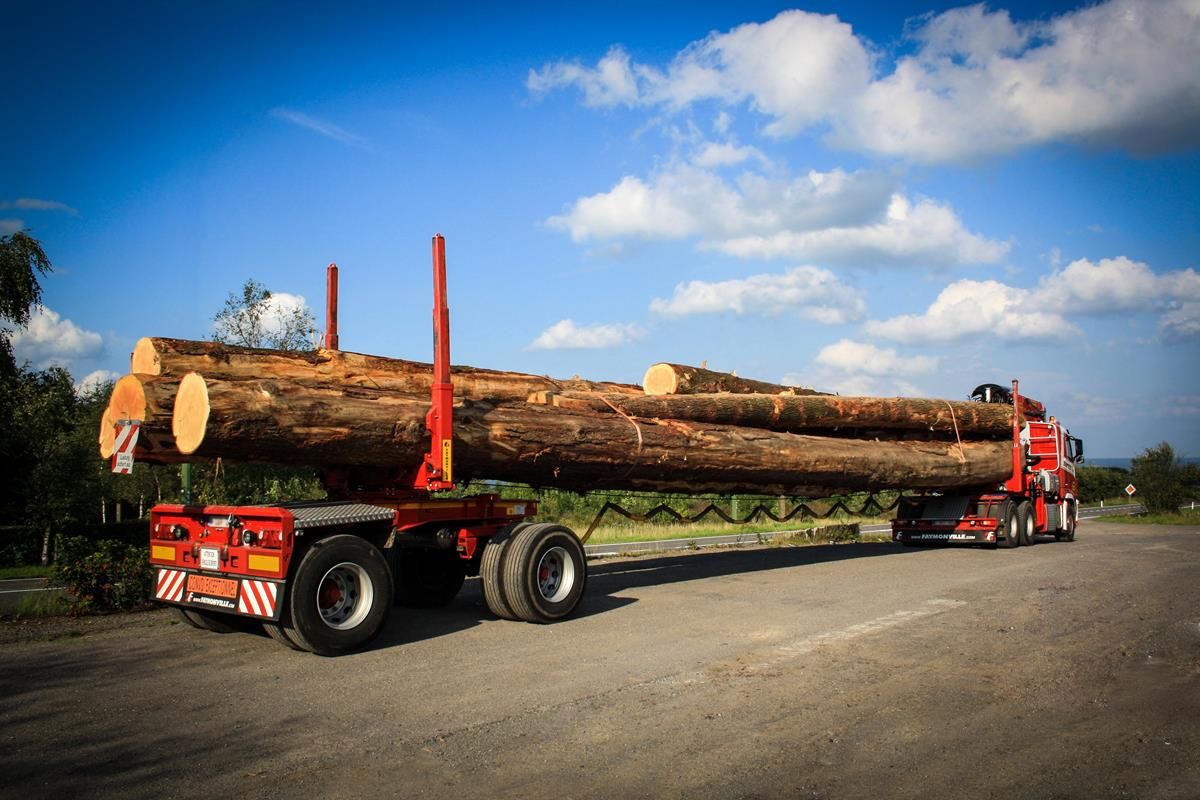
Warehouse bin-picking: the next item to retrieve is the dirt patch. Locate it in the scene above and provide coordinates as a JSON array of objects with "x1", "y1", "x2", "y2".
[{"x1": 0, "y1": 607, "x2": 173, "y2": 645}]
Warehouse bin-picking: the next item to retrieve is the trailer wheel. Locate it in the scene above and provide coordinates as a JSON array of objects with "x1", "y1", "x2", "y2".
[
  {"x1": 263, "y1": 622, "x2": 308, "y2": 651},
  {"x1": 394, "y1": 550, "x2": 467, "y2": 608},
  {"x1": 997, "y1": 499, "x2": 1019, "y2": 549},
  {"x1": 1017, "y1": 501, "x2": 1036, "y2": 546},
  {"x1": 481, "y1": 523, "x2": 528, "y2": 621},
  {"x1": 284, "y1": 535, "x2": 392, "y2": 657},
  {"x1": 502, "y1": 523, "x2": 587, "y2": 624},
  {"x1": 169, "y1": 606, "x2": 205, "y2": 629},
  {"x1": 176, "y1": 607, "x2": 242, "y2": 633}
]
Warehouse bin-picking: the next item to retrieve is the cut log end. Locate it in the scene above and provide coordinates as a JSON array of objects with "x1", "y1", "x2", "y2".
[
  {"x1": 173, "y1": 372, "x2": 211, "y2": 455},
  {"x1": 130, "y1": 337, "x2": 162, "y2": 375},
  {"x1": 99, "y1": 374, "x2": 149, "y2": 457},
  {"x1": 642, "y1": 363, "x2": 679, "y2": 396}
]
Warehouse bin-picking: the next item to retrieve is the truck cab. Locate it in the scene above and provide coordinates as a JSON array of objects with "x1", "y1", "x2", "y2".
[{"x1": 892, "y1": 381, "x2": 1082, "y2": 549}]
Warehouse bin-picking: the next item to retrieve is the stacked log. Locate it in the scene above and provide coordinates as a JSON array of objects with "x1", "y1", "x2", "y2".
[{"x1": 99, "y1": 339, "x2": 1016, "y2": 496}]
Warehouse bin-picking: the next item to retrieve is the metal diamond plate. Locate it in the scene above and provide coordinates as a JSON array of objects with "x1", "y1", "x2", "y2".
[{"x1": 277, "y1": 501, "x2": 395, "y2": 530}]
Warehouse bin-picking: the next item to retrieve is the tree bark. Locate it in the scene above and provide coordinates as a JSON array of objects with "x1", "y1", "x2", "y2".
[
  {"x1": 538, "y1": 392, "x2": 1014, "y2": 439},
  {"x1": 131, "y1": 337, "x2": 640, "y2": 403},
  {"x1": 642, "y1": 362, "x2": 829, "y2": 396},
  {"x1": 171, "y1": 374, "x2": 1012, "y2": 495}
]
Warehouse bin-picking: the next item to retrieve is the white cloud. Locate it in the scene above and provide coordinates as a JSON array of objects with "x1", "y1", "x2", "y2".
[
  {"x1": 650, "y1": 265, "x2": 865, "y2": 323},
  {"x1": 815, "y1": 338, "x2": 938, "y2": 376},
  {"x1": 550, "y1": 163, "x2": 1001, "y2": 268},
  {"x1": 866, "y1": 256, "x2": 1200, "y2": 344},
  {"x1": 691, "y1": 141, "x2": 765, "y2": 168},
  {"x1": 528, "y1": 319, "x2": 646, "y2": 350},
  {"x1": 531, "y1": 1, "x2": 1200, "y2": 162},
  {"x1": 0, "y1": 219, "x2": 22, "y2": 235},
  {"x1": 865, "y1": 279, "x2": 1079, "y2": 344},
  {"x1": 0, "y1": 198, "x2": 77, "y2": 214},
  {"x1": 10, "y1": 307, "x2": 104, "y2": 367},
  {"x1": 1164, "y1": 395, "x2": 1200, "y2": 417},
  {"x1": 270, "y1": 108, "x2": 365, "y2": 146},
  {"x1": 75, "y1": 369, "x2": 120, "y2": 395},
  {"x1": 790, "y1": 338, "x2": 937, "y2": 396},
  {"x1": 1039, "y1": 256, "x2": 1166, "y2": 312},
  {"x1": 528, "y1": 46, "x2": 641, "y2": 107},
  {"x1": 710, "y1": 193, "x2": 1009, "y2": 267}
]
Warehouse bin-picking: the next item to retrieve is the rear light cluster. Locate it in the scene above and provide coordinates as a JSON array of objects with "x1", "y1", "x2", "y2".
[{"x1": 152, "y1": 518, "x2": 284, "y2": 548}]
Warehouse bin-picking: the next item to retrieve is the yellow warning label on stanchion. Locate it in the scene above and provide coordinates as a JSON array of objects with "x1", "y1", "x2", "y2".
[{"x1": 442, "y1": 440, "x2": 453, "y2": 483}]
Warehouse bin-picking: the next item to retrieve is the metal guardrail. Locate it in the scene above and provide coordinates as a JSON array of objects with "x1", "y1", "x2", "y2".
[{"x1": 1078, "y1": 503, "x2": 1144, "y2": 518}]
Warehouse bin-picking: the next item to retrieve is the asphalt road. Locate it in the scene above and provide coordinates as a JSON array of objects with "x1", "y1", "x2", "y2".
[{"x1": 2, "y1": 519, "x2": 1197, "y2": 799}]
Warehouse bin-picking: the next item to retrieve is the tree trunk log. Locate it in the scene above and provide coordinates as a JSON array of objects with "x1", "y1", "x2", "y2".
[
  {"x1": 540, "y1": 392, "x2": 1014, "y2": 439},
  {"x1": 171, "y1": 374, "x2": 1012, "y2": 495},
  {"x1": 98, "y1": 374, "x2": 180, "y2": 459},
  {"x1": 132, "y1": 337, "x2": 640, "y2": 403},
  {"x1": 642, "y1": 362, "x2": 829, "y2": 396}
]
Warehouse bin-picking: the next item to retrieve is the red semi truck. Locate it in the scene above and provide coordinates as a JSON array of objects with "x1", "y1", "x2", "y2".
[
  {"x1": 145, "y1": 237, "x2": 584, "y2": 656},
  {"x1": 891, "y1": 382, "x2": 1084, "y2": 549},
  {"x1": 138, "y1": 238, "x2": 1084, "y2": 656}
]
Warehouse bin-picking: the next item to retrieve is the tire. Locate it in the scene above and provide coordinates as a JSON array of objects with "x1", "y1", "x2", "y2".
[
  {"x1": 181, "y1": 607, "x2": 243, "y2": 633},
  {"x1": 997, "y1": 498, "x2": 1019, "y2": 549},
  {"x1": 1063, "y1": 503, "x2": 1077, "y2": 542},
  {"x1": 501, "y1": 523, "x2": 587, "y2": 624},
  {"x1": 263, "y1": 621, "x2": 308, "y2": 651},
  {"x1": 481, "y1": 524, "x2": 525, "y2": 621},
  {"x1": 393, "y1": 549, "x2": 467, "y2": 608},
  {"x1": 284, "y1": 535, "x2": 392, "y2": 657},
  {"x1": 169, "y1": 605, "x2": 204, "y2": 629},
  {"x1": 1018, "y1": 501, "x2": 1036, "y2": 546}
]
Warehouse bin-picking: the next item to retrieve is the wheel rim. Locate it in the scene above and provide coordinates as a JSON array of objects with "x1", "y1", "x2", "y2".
[
  {"x1": 536, "y1": 545, "x2": 575, "y2": 603},
  {"x1": 316, "y1": 561, "x2": 374, "y2": 630},
  {"x1": 1025, "y1": 513, "x2": 1035, "y2": 542},
  {"x1": 1007, "y1": 516, "x2": 1018, "y2": 545}
]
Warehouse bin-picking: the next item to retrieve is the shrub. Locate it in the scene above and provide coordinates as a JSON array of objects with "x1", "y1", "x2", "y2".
[
  {"x1": 1131, "y1": 443, "x2": 1188, "y2": 514},
  {"x1": 52, "y1": 538, "x2": 153, "y2": 612},
  {"x1": 1077, "y1": 465, "x2": 1131, "y2": 503}
]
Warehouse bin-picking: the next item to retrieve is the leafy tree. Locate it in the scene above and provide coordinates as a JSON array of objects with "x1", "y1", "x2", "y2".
[
  {"x1": 1130, "y1": 442, "x2": 1188, "y2": 513},
  {"x1": 200, "y1": 279, "x2": 324, "y2": 505},
  {"x1": 0, "y1": 231, "x2": 53, "y2": 376},
  {"x1": 0, "y1": 366, "x2": 100, "y2": 563},
  {"x1": 213, "y1": 278, "x2": 316, "y2": 350},
  {"x1": 1077, "y1": 465, "x2": 1130, "y2": 503}
]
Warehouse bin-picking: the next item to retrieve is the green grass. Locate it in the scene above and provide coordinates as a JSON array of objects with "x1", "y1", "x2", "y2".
[
  {"x1": 575, "y1": 516, "x2": 891, "y2": 546},
  {"x1": 0, "y1": 565, "x2": 53, "y2": 580},
  {"x1": 1080, "y1": 497, "x2": 1140, "y2": 508},
  {"x1": 1095, "y1": 508, "x2": 1200, "y2": 525},
  {"x1": 7, "y1": 591, "x2": 73, "y2": 619}
]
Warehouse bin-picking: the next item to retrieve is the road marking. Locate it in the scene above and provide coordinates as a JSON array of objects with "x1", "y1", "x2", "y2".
[
  {"x1": 0, "y1": 587, "x2": 62, "y2": 595},
  {"x1": 745, "y1": 598, "x2": 967, "y2": 673}
]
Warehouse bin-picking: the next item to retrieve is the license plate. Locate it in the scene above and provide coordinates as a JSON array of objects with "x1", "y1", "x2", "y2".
[{"x1": 199, "y1": 547, "x2": 220, "y2": 570}]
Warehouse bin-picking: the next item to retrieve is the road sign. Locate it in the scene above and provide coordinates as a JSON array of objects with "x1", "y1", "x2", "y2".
[
  {"x1": 1125, "y1": 483, "x2": 1136, "y2": 497},
  {"x1": 112, "y1": 420, "x2": 141, "y2": 474}
]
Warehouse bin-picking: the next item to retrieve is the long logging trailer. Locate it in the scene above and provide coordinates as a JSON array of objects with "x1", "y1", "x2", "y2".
[{"x1": 103, "y1": 236, "x2": 1078, "y2": 655}]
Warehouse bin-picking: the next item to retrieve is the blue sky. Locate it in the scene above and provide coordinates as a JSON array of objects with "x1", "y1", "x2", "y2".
[{"x1": 3, "y1": 0, "x2": 1198, "y2": 458}]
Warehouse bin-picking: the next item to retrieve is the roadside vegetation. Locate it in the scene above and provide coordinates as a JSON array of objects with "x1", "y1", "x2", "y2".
[{"x1": 1096, "y1": 508, "x2": 1200, "y2": 525}]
